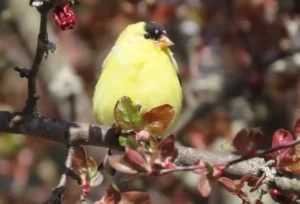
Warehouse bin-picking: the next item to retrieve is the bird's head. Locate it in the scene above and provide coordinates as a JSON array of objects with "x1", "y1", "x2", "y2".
[{"x1": 117, "y1": 21, "x2": 174, "y2": 49}]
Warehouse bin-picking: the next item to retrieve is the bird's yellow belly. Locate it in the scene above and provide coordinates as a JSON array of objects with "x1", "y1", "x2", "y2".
[
  {"x1": 94, "y1": 79, "x2": 181, "y2": 135},
  {"x1": 93, "y1": 43, "x2": 182, "y2": 136},
  {"x1": 93, "y1": 70, "x2": 182, "y2": 136}
]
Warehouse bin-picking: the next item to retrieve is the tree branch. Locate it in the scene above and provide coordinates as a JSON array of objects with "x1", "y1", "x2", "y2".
[
  {"x1": 8, "y1": 0, "x2": 93, "y2": 122},
  {"x1": 21, "y1": 3, "x2": 54, "y2": 113},
  {"x1": 3, "y1": 0, "x2": 300, "y2": 201},
  {"x1": 0, "y1": 111, "x2": 123, "y2": 150},
  {"x1": 0, "y1": 110, "x2": 299, "y2": 195}
]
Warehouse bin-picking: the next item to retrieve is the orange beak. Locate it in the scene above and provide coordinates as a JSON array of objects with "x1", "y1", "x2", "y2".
[{"x1": 156, "y1": 35, "x2": 174, "y2": 49}]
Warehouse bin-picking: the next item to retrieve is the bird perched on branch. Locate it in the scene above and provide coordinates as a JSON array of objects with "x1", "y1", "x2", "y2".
[{"x1": 93, "y1": 21, "x2": 182, "y2": 137}]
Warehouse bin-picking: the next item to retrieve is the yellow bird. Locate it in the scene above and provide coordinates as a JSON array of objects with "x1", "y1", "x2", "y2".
[{"x1": 93, "y1": 21, "x2": 182, "y2": 137}]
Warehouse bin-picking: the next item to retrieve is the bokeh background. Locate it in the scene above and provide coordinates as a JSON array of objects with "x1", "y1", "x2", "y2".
[{"x1": 1, "y1": 0, "x2": 300, "y2": 203}]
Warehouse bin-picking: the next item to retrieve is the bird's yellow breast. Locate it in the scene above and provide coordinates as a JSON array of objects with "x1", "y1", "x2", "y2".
[{"x1": 93, "y1": 38, "x2": 182, "y2": 136}]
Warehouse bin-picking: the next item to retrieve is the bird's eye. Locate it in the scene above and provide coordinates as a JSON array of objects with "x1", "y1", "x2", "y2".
[{"x1": 144, "y1": 33, "x2": 150, "y2": 39}]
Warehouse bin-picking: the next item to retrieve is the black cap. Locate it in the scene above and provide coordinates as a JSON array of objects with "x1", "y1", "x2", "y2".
[{"x1": 144, "y1": 21, "x2": 167, "y2": 40}]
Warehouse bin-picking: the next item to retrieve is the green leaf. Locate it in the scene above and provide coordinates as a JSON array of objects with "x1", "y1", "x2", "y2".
[
  {"x1": 114, "y1": 96, "x2": 143, "y2": 130},
  {"x1": 119, "y1": 136, "x2": 127, "y2": 147},
  {"x1": 90, "y1": 170, "x2": 98, "y2": 180},
  {"x1": 126, "y1": 136, "x2": 137, "y2": 149},
  {"x1": 0, "y1": 133, "x2": 24, "y2": 154},
  {"x1": 205, "y1": 162, "x2": 213, "y2": 174},
  {"x1": 112, "y1": 183, "x2": 120, "y2": 192},
  {"x1": 90, "y1": 170, "x2": 103, "y2": 187},
  {"x1": 221, "y1": 141, "x2": 236, "y2": 153},
  {"x1": 149, "y1": 135, "x2": 158, "y2": 153}
]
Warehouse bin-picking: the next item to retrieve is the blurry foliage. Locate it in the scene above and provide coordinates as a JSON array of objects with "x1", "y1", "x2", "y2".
[{"x1": 0, "y1": 0, "x2": 300, "y2": 203}]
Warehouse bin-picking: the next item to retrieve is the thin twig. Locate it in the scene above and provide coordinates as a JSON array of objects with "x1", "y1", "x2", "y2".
[
  {"x1": 226, "y1": 139, "x2": 300, "y2": 167},
  {"x1": 23, "y1": 10, "x2": 48, "y2": 113},
  {"x1": 158, "y1": 165, "x2": 206, "y2": 175},
  {"x1": 249, "y1": 161, "x2": 276, "y2": 204},
  {"x1": 45, "y1": 146, "x2": 79, "y2": 204}
]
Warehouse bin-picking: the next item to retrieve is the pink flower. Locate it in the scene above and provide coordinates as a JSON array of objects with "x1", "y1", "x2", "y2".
[{"x1": 53, "y1": 4, "x2": 76, "y2": 30}]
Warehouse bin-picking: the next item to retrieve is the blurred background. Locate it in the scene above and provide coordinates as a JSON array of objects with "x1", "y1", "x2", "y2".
[{"x1": 0, "y1": 0, "x2": 300, "y2": 203}]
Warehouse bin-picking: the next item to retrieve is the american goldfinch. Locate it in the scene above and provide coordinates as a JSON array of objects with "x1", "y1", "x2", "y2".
[{"x1": 93, "y1": 21, "x2": 182, "y2": 136}]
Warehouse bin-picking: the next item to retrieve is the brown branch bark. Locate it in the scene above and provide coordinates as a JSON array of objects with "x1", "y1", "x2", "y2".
[
  {"x1": 0, "y1": 111, "x2": 122, "y2": 150},
  {"x1": 24, "y1": 9, "x2": 49, "y2": 113},
  {"x1": 0, "y1": 110, "x2": 299, "y2": 195}
]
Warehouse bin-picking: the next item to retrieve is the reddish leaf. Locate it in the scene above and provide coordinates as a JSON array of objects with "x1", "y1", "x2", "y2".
[
  {"x1": 247, "y1": 177, "x2": 259, "y2": 187},
  {"x1": 119, "y1": 191, "x2": 151, "y2": 204},
  {"x1": 198, "y1": 176, "x2": 211, "y2": 197},
  {"x1": 269, "y1": 189, "x2": 294, "y2": 203},
  {"x1": 142, "y1": 104, "x2": 175, "y2": 134},
  {"x1": 218, "y1": 177, "x2": 236, "y2": 193},
  {"x1": 87, "y1": 156, "x2": 97, "y2": 172},
  {"x1": 272, "y1": 129, "x2": 294, "y2": 158},
  {"x1": 72, "y1": 146, "x2": 91, "y2": 195},
  {"x1": 248, "y1": 128, "x2": 264, "y2": 143},
  {"x1": 96, "y1": 184, "x2": 150, "y2": 204},
  {"x1": 165, "y1": 161, "x2": 175, "y2": 169},
  {"x1": 294, "y1": 119, "x2": 300, "y2": 156},
  {"x1": 294, "y1": 119, "x2": 300, "y2": 138},
  {"x1": 108, "y1": 155, "x2": 138, "y2": 174},
  {"x1": 105, "y1": 184, "x2": 121, "y2": 204},
  {"x1": 235, "y1": 175, "x2": 251, "y2": 191},
  {"x1": 212, "y1": 165, "x2": 225, "y2": 177},
  {"x1": 123, "y1": 148, "x2": 151, "y2": 173},
  {"x1": 250, "y1": 174, "x2": 264, "y2": 192},
  {"x1": 114, "y1": 96, "x2": 143, "y2": 130},
  {"x1": 295, "y1": 144, "x2": 300, "y2": 157},
  {"x1": 73, "y1": 146, "x2": 88, "y2": 170},
  {"x1": 240, "y1": 174, "x2": 252, "y2": 184},
  {"x1": 278, "y1": 155, "x2": 300, "y2": 167},
  {"x1": 157, "y1": 135, "x2": 178, "y2": 161},
  {"x1": 233, "y1": 128, "x2": 250, "y2": 154},
  {"x1": 286, "y1": 162, "x2": 300, "y2": 174}
]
